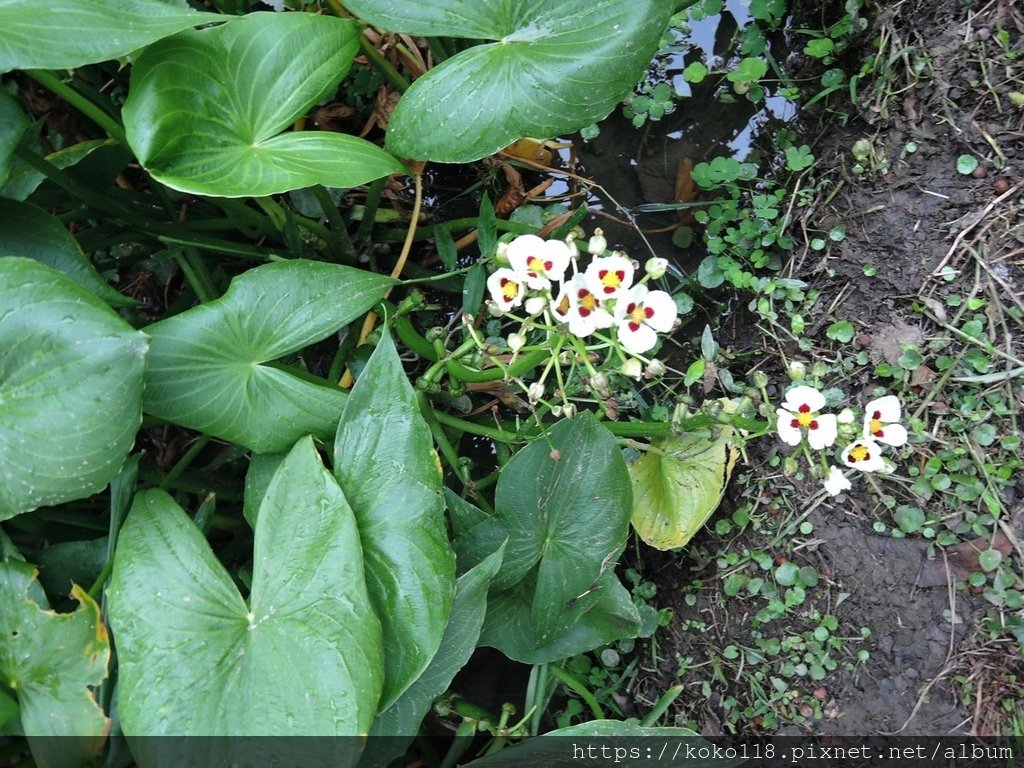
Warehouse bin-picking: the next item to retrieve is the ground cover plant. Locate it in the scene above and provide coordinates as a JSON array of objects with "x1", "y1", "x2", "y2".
[{"x1": 1, "y1": 0, "x2": 1022, "y2": 764}]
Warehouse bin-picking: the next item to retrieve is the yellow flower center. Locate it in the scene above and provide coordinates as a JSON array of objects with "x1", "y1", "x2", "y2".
[
  {"x1": 868, "y1": 418, "x2": 883, "y2": 435},
  {"x1": 579, "y1": 293, "x2": 597, "y2": 312},
  {"x1": 501, "y1": 279, "x2": 519, "y2": 301},
  {"x1": 796, "y1": 411, "x2": 815, "y2": 428},
  {"x1": 527, "y1": 256, "x2": 545, "y2": 273},
  {"x1": 600, "y1": 270, "x2": 622, "y2": 288},
  {"x1": 849, "y1": 445, "x2": 869, "y2": 461}
]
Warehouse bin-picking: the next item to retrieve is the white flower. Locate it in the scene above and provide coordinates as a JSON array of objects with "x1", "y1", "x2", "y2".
[
  {"x1": 621, "y1": 359, "x2": 643, "y2": 379},
  {"x1": 585, "y1": 253, "x2": 635, "y2": 300},
  {"x1": 645, "y1": 257, "x2": 669, "y2": 279},
  {"x1": 615, "y1": 285, "x2": 677, "y2": 355},
  {"x1": 837, "y1": 407, "x2": 855, "y2": 424},
  {"x1": 507, "y1": 332, "x2": 525, "y2": 352},
  {"x1": 527, "y1": 382, "x2": 544, "y2": 404},
  {"x1": 486, "y1": 268, "x2": 526, "y2": 312},
  {"x1": 552, "y1": 274, "x2": 614, "y2": 338},
  {"x1": 587, "y1": 229, "x2": 608, "y2": 255},
  {"x1": 822, "y1": 466, "x2": 851, "y2": 497},
  {"x1": 863, "y1": 395, "x2": 908, "y2": 446},
  {"x1": 775, "y1": 385, "x2": 838, "y2": 450},
  {"x1": 841, "y1": 438, "x2": 887, "y2": 472},
  {"x1": 506, "y1": 234, "x2": 571, "y2": 289}
]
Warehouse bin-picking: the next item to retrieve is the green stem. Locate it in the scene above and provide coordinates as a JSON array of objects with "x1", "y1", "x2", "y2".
[
  {"x1": 434, "y1": 411, "x2": 522, "y2": 444},
  {"x1": 547, "y1": 665, "x2": 605, "y2": 721},
  {"x1": 87, "y1": 558, "x2": 115, "y2": 599},
  {"x1": 358, "y1": 33, "x2": 411, "y2": 93},
  {"x1": 418, "y1": 392, "x2": 471, "y2": 484},
  {"x1": 354, "y1": 176, "x2": 387, "y2": 245},
  {"x1": 160, "y1": 435, "x2": 213, "y2": 490},
  {"x1": 26, "y1": 70, "x2": 127, "y2": 145},
  {"x1": 312, "y1": 185, "x2": 357, "y2": 263}
]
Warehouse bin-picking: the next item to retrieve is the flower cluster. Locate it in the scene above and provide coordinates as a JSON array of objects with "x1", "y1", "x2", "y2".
[
  {"x1": 485, "y1": 231, "x2": 678, "y2": 357},
  {"x1": 775, "y1": 385, "x2": 907, "y2": 497}
]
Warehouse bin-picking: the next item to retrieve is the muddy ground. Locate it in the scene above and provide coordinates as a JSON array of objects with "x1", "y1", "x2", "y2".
[{"x1": 633, "y1": 0, "x2": 1024, "y2": 736}]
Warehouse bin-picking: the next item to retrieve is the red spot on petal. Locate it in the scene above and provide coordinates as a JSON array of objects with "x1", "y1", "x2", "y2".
[
  {"x1": 628, "y1": 321, "x2": 640, "y2": 332},
  {"x1": 644, "y1": 306, "x2": 654, "y2": 319},
  {"x1": 625, "y1": 303, "x2": 637, "y2": 314},
  {"x1": 798, "y1": 404, "x2": 810, "y2": 413},
  {"x1": 791, "y1": 419, "x2": 800, "y2": 429},
  {"x1": 872, "y1": 410, "x2": 881, "y2": 420},
  {"x1": 809, "y1": 420, "x2": 818, "y2": 429},
  {"x1": 579, "y1": 307, "x2": 591, "y2": 317},
  {"x1": 874, "y1": 429, "x2": 884, "y2": 437},
  {"x1": 544, "y1": 260, "x2": 553, "y2": 270}
]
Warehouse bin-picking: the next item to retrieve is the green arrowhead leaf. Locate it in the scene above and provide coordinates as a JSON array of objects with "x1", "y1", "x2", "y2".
[
  {"x1": 0, "y1": 259, "x2": 147, "y2": 521},
  {"x1": 491, "y1": 414, "x2": 632, "y2": 643},
  {"x1": 143, "y1": 259, "x2": 394, "y2": 453},
  {"x1": 334, "y1": 335, "x2": 456, "y2": 710},
  {"x1": 0, "y1": 200, "x2": 133, "y2": 306},
  {"x1": 123, "y1": 13, "x2": 404, "y2": 197},
  {"x1": 366, "y1": 544, "x2": 504, "y2": 766},
  {"x1": 479, "y1": 571, "x2": 641, "y2": 664},
  {"x1": 628, "y1": 407, "x2": 738, "y2": 550},
  {"x1": 0, "y1": 0, "x2": 221, "y2": 72},
  {"x1": 108, "y1": 437, "x2": 384, "y2": 735},
  {"x1": 344, "y1": 0, "x2": 673, "y2": 162},
  {"x1": 0, "y1": 559, "x2": 110, "y2": 768},
  {"x1": 460, "y1": 721, "x2": 733, "y2": 768}
]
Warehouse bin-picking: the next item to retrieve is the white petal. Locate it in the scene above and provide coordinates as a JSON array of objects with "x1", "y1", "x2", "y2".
[
  {"x1": 590, "y1": 307, "x2": 615, "y2": 330},
  {"x1": 865, "y1": 394, "x2": 902, "y2": 423},
  {"x1": 873, "y1": 423, "x2": 908, "y2": 447},
  {"x1": 842, "y1": 440, "x2": 886, "y2": 472},
  {"x1": 822, "y1": 466, "x2": 851, "y2": 496},
  {"x1": 776, "y1": 409, "x2": 803, "y2": 446},
  {"x1": 617, "y1": 320, "x2": 658, "y2": 354},
  {"x1": 783, "y1": 384, "x2": 826, "y2": 413},
  {"x1": 807, "y1": 413, "x2": 838, "y2": 449},
  {"x1": 567, "y1": 310, "x2": 597, "y2": 338},
  {"x1": 642, "y1": 289, "x2": 678, "y2": 333}
]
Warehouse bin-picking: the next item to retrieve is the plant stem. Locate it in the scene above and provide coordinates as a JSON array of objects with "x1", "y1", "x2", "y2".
[
  {"x1": 358, "y1": 32, "x2": 411, "y2": 93},
  {"x1": 25, "y1": 69, "x2": 127, "y2": 145},
  {"x1": 547, "y1": 665, "x2": 605, "y2": 721},
  {"x1": 160, "y1": 435, "x2": 213, "y2": 490}
]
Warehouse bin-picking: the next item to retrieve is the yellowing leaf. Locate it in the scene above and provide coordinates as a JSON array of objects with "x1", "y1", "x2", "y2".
[{"x1": 628, "y1": 401, "x2": 739, "y2": 550}]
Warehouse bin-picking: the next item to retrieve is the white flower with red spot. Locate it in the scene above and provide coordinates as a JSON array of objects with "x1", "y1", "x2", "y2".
[
  {"x1": 553, "y1": 274, "x2": 614, "y2": 338},
  {"x1": 506, "y1": 234, "x2": 571, "y2": 289},
  {"x1": 822, "y1": 466, "x2": 851, "y2": 497},
  {"x1": 486, "y1": 268, "x2": 526, "y2": 312},
  {"x1": 775, "y1": 385, "x2": 837, "y2": 450},
  {"x1": 841, "y1": 438, "x2": 886, "y2": 472},
  {"x1": 862, "y1": 395, "x2": 908, "y2": 447},
  {"x1": 585, "y1": 253, "x2": 635, "y2": 300},
  {"x1": 614, "y1": 285, "x2": 677, "y2": 354}
]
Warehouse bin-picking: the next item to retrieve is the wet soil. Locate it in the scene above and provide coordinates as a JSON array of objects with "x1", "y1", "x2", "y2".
[{"x1": 637, "y1": 0, "x2": 1024, "y2": 736}]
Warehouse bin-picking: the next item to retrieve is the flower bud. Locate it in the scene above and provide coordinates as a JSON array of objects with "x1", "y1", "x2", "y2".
[
  {"x1": 646, "y1": 358, "x2": 667, "y2": 377},
  {"x1": 562, "y1": 402, "x2": 577, "y2": 418},
  {"x1": 507, "y1": 332, "x2": 525, "y2": 353},
  {"x1": 527, "y1": 382, "x2": 544, "y2": 404},
  {"x1": 645, "y1": 257, "x2": 669, "y2": 279},
  {"x1": 787, "y1": 360, "x2": 807, "y2": 382},
  {"x1": 495, "y1": 240, "x2": 510, "y2": 263},
  {"x1": 587, "y1": 229, "x2": 607, "y2": 256},
  {"x1": 551, "y1": 405, "x2": 563, "y2": 417},
  {"x1": 590, "y1": 372, "x2": 611, "y2": 399},
  {"x1": 565, "y1": 234, "x2": 580, "y2": 259},
  {"x1": 485, "y1": 300, "x2": 504, "y2": 318},
  {"x1": 752, "y1": 370, "x2": 769, "y2": 389},
  {"x1": 524, "y1": 295, "x2": 547, "y2": 315},
  {"x1": 621, "y1": 359, "x2": 643, "y2": 380},
  {"x1": 837, "y1": 407, "x2": 855, "y2": 424}
]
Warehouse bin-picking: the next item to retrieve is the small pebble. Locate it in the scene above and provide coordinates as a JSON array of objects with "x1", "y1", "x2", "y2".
[
  {"x1": 993, "y1": 177, "x2": 1010, "y2": 194},
  {"x1": 972, "y1": 165, "x2": 988, "y2": 179}
]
